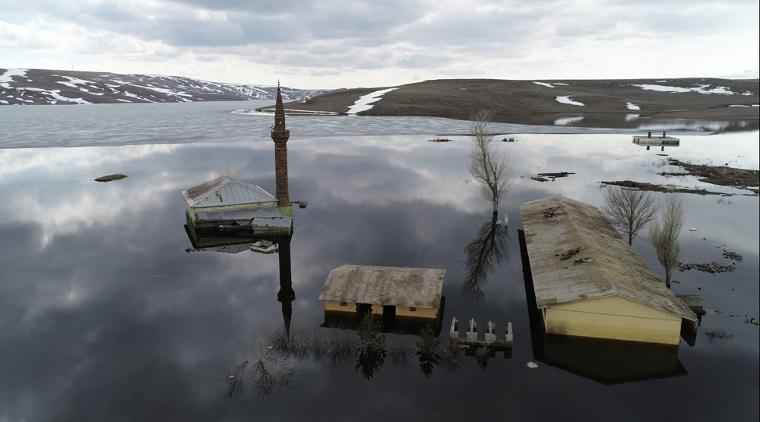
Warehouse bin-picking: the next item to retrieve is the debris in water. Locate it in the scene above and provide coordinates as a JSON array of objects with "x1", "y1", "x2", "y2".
[
  {"x1": 679, "y1": 261, "x2": 736, "y2": 273},
  {"x1": 601, "y1": 180, "x2": 726, "y2": 196},
  {"x1": 527, "y1": 361, "x2": 538, "y2": 369},
  {"x1": 704, "y1": 328, "x2": 733, "y2": 341},
  {"x1": 94, "y1": 174, "x2": 127, "y2": 182},
  {"x1": 722, "y1": 249, "x2": 743, "y2": 262},
  {"x1": 689, "y1": 228, "x2": 697, "y2": 231}
]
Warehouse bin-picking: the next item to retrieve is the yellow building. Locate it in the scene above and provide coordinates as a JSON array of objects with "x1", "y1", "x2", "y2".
[
  {"x1": 319, "y1": 265, "x2": 445, "y2": 320},
  {"x1": 520, "y1": 196, "x2": 697, "y2": 346}
]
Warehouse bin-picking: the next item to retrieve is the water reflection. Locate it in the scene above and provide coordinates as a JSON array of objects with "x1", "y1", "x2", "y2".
[
  {"x1": 184, "y1": 223, "x2": 296, "y2": 337},
  {"x1": 463, "y1": 214, "x2": 508, "y2": 301},
  {"x1": 537, "y1": 335, "x2": 687, "y2": 385},
  {"x1": 0, "y1": 130, "x2": 757, "y2": 420}
]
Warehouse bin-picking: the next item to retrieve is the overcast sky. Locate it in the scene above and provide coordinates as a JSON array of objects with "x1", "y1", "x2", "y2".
[{"x1": 1, "y1": 0, "x2": 758, "y2": 88}]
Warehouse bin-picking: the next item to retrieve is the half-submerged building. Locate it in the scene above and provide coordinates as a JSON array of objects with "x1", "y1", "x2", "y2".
[
  {"x1": 520, "y1": 196, "x2": 697, "y2": 346},
  {"x1": 319, "y1": 265, "x2": 446, "y2": 320},
  {"x1": 182, "y1": 176, "x2": 293, "y2": 238},
  {"x1": 182, "y1": 83, "x2": 295, "y2": 239}
]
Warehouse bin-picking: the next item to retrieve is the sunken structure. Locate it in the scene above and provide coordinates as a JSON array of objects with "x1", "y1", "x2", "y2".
[{"x1": 519, "y1": 195, "x2": 697, "y2": 346}]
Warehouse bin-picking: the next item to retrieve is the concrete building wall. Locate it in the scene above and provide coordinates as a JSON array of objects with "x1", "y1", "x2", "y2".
[
  {"x1": 324, "y1": 300, "x2": 353, "y2": 313},
  {"x1": 322, "y1": 300, "x2": 383, "y2": 315},
  {"x1": 323, "y1": 301, "x2": 438, "y2": 319},
  {"x1": 543, "y1": 296, "x2": 682, "y2": 345},
  {"x1": 396, "y1": 306, "x2": 438, "y2": 319}
]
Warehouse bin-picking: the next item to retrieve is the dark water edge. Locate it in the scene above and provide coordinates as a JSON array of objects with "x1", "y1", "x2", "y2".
[{"x1": 0, "y1": 108, "x2": 758, "y2": 421}]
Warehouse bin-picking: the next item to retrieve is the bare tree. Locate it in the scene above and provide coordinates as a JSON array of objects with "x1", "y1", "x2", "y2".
[
  {"x1": 604, "y1": 187, "x2": 658, "y2": 245},
  {"x1": 469, "y1": 110, "x2": 512, "y2": 215},
  {"x1": 649, "y1": 195, "x2": 684, "y2": 288}
]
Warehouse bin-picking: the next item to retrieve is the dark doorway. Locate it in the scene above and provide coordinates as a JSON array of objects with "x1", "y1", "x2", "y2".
[
  {"x1": 356, "y1": 303, "x2": 372, "y2": 316},
  {"x1": 383, "y1": 305, "x2": 396, "y2": 319}
]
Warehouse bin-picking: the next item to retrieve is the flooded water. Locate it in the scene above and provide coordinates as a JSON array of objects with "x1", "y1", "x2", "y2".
[
  {"x1": 0, "y1": 103, "x2": 758, "y2": 421},
  {"x1": 1, "y1": 101, "x2": 755, "y2": 149}
]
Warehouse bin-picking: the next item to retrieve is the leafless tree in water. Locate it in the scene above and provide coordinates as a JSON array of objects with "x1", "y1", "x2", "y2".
[
  {"x1": 469, "y1": 110, "x2": 512, "y2": 215},
  {"x1": 463, "y1": 213, "x2": 508, "y2": 300},
  {"x1": 649, "y1": 194, "x2": 684, "y2": 288},
  {"x1": 604, "y1": 187, "x2": 658, "y2": 245}
]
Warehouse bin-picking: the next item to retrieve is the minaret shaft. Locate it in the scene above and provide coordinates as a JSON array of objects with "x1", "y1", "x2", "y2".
[{"x1": 270, "y1": 83, "x2": 290, "y2": 207}]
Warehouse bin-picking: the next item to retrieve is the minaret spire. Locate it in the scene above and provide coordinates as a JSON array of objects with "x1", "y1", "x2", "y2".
[{"x1": 271, "y1": 81, "x2": 290, "y2": 207}]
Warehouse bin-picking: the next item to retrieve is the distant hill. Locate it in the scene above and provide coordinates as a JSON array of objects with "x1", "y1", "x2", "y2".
[
  {"x1": 0, "y1": 68, "x2": 327, "y2": 105},
  {"x1": 284, "y1": 78, "x2": 759, "y2": 128}
]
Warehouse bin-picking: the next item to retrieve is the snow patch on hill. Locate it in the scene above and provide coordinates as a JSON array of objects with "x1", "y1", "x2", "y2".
[
  {"x1": 555, "y1": 96, "x2": 585, "y2": 106},
  {"x1": 632, "y1": 84, "x2": 743, "y2": 95},
  {"x1": 348, "y1": 87, "x2": 397, "y2": 114},
  {"x1": 0, "y1": 68, "x2": 328, "y2": 105},
  {"x1": 0, "y1": 68, "x2": 30, "y2": 88}
]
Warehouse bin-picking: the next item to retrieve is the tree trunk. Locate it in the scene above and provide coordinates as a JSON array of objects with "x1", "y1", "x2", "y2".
[{"x1": 665, "y1": 265, "x2": 671, "y2": 288}]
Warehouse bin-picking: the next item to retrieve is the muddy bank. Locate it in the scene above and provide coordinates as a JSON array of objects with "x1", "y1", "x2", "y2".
[
  {"x1": 269, "y1": 87, "x2": 381, "y2": 115},
  {"x1": 280, "y1": 78, "x2": 759, "y2": 129},
  {"x1": 666, "y1": 159, "x2": 759, "y2": 193},
  {"x1": 601, "y1": 180, "x2": 727, "y2": 195}
]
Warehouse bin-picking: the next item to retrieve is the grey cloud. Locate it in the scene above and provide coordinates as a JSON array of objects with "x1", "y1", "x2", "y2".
[{"x1": 0, "y1": 0, "x2": 757, "y2": 76}]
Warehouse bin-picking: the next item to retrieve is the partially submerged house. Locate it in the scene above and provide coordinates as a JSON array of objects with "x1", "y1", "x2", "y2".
[
  {"x1": 182, "y1": 176, "x2": 293, "y2": 239},
  {"x1": 319, "y1": 265, "x2": 445, "y2": 320},
  {"x1": 519, "y1": 196, "x2": 697, "y2": 346},
  {"x1": 182, "y1": 83, "x2": 296, "y2": 239}
]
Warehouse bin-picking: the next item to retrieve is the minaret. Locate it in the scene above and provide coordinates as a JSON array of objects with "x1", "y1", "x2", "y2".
[{"x1": 271, "y1": 82, "x2": 290, "y2": 207}]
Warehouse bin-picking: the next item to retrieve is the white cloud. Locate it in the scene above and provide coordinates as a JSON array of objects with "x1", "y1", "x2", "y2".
[{"x1": 0, "y1": 0, "x2": 757, "y2": 88}]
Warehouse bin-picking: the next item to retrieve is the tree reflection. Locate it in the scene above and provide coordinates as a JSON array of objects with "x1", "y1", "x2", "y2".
[
  {"x1": 355, "y1": 315, "x2": 387, "y2": 379},
  {"x1": 416, "y1": 326, "x2": 441, "y2": 377},
  {"x1": 463, "y1": 213, "x2": 508, "y2": 300}
]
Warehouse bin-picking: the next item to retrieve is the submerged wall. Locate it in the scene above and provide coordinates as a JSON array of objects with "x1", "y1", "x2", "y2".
[
  {"x1": 323, "y1": 300, "x2": 438, "y2": 319},
  {"x1": 543, "y1": 296, "x2": 682, "y2": 345}
]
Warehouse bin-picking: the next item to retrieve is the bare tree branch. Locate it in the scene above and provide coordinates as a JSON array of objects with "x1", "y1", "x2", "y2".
[
  {"x1": 603, "y1": 187, "x2": 658, "y2": 245},
  {"x1": 469, "y1": 109, "x2": 512, "y2": 215},
  {"x1": 649, "y1": 194, "x2": 684, "y2": 287}
]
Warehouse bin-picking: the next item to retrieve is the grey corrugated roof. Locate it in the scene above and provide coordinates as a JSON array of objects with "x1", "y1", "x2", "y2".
[
  {"x1": 520, "y1": 195, "x2": 696, "y2": 321},
  {"x1": 319, "y1": 265, "x2": 445, "y2": 308},
  {"x1": 182, "y1": 176, "x2": 277, "y2": 208}
]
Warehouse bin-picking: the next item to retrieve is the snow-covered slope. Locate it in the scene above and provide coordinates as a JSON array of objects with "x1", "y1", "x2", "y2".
[{"x1": 0, "y1": 68, "x2": 328, "y2": 105}]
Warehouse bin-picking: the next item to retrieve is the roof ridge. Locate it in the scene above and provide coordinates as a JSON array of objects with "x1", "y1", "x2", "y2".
[{"x1": 558, "y1": 197, "x2": 617, "y2": 294}]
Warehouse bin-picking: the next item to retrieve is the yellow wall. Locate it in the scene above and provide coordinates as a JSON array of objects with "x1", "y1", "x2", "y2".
[
  {"x1": 396, "y1": 306, "x2": 438, "y2": 319},
  {"x1": 544, "y1": 296, "x2": 682, "y2": 345},
  {"x1": 324, "y1": 300, "x2": 353, "y2": 313},
  {"x1": 322, "y1": 301, "x2": 437, "y2": 319},
  {"x1": 322, "y1": 301, "x2": 382, "y2": 314}
]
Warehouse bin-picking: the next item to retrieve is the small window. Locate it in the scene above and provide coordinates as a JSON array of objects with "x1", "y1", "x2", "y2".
[
  {"x1": 409, "y1": 306, "x2": 417, "y2": 312},
  {"x1": 339, "y1": 301, "x2": 348, "y2": 306}
]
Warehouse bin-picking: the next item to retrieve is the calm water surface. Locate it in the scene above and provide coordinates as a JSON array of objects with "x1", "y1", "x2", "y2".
[{"x1": 0, "y1": 103, "x2": 758, "y2": 421}]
